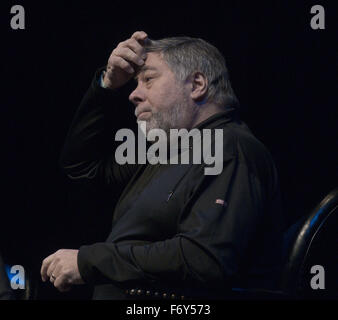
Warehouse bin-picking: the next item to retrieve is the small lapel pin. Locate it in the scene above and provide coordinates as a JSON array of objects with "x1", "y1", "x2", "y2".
[{"x1": 215, "y1": 199, "x2": 226, "y2": 206}]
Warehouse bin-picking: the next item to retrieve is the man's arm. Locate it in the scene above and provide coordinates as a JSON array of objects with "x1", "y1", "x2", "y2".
[
  {"x1": 59, "y1": 69, "x2": 138, "y2": 188},
  {"x1": 41, "y1": 32, "x2": 151, "y2": 291},
  {"x1": 59, "y1": 31, "x2": 148, "y2": 188}
]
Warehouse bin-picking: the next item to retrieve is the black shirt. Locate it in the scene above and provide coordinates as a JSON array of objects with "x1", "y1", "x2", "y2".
[{"x1": 60, "y1": 70, "x2": 284, "y2": 299}]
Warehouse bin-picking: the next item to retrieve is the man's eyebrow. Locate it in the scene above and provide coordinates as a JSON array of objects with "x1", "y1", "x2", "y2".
[{"x1": 134, "y1": 66, "x2": 158, "y2": 80}]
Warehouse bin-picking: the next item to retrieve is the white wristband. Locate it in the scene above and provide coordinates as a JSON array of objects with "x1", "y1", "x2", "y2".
[{"x1": 100, "y1": 71, "x2": 108, "y2": 88}]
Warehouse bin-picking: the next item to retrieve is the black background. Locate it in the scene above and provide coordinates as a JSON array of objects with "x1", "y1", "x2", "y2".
[{"x1": 1, "y1": 0, "x2": 337, "y2": 299}]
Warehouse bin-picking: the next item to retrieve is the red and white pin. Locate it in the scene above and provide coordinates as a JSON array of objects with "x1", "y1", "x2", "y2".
[{"x1": 215, "y1": 199, "x2": 226, "y2": 206}]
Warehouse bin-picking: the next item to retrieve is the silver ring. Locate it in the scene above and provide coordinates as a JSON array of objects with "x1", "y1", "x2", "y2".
[{"x1": 51, "y1": 274, "x2": 56, "y2": 280}]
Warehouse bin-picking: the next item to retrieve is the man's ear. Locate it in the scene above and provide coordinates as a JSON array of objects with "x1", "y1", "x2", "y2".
[{"x1": 190, "y1": 72, "x2": 208, "y2": 103}]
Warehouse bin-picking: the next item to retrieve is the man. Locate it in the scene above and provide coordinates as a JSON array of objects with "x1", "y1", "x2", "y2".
[{"x1": 41, "y1": 31, "x2": 284, "y2": 299}]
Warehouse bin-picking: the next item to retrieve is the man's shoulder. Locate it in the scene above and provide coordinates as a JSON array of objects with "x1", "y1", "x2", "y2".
[{"x1": 217, "y1": 120, "x2": 275, "y2": 166}]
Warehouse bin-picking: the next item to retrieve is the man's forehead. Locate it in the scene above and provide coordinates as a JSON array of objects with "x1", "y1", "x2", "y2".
[
  {"x1": 134, "y1": 65, "x2": 158, "y2": 80},
  {"x1": 139, "y1": 65, "x2": 158, "y2": 73},
  {"x1": 134, "y1": 52, "x2": 166, "y2": 79}
]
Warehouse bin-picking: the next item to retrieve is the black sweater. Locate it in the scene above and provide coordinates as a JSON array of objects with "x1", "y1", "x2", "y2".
[{"x1": 59, "y1": 69, "x2": 284, "y2": 299}]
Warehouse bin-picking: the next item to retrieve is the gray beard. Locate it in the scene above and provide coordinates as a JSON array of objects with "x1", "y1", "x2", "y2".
[
  {"x1": 146, "y1": 103, "x2": 182, "y2": 135},
  {"x1": 145, "y1": 99, "x2": 196, "y2": 135}
]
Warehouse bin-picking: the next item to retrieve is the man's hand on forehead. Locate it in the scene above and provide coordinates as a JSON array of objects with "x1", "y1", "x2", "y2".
[
  {"x1": 103, "y1": 31, "x2": 149, "y2": 90},
  {"x1": 130, "y1": 31, "x2": 151, "y2": 76}
]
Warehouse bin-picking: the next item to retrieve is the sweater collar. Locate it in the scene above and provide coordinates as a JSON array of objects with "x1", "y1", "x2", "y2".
[{"x1": 193, "y1": 107, "x2": 240, "y2": 130}]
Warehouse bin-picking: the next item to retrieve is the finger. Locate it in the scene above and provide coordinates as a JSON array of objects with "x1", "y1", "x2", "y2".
[
  {"x1": 54, "y1": 274, "x2": 71, "y2": 292},
  {"x1": 51, "y1": 263, "x2": 62, "y2": 279},
  {"x1": 109, "y1": 55, "x2": 135, "y2": 74},
  {"x1": 40, "y1": 253, "x2": 55, "y2": 282},
  {"x1": 46, "y1": 259, "x2": 58, "y2": 281},
  {"x1": 131, "y1": 31, "x2": 148, "y2": 42},
  {"x1": 50, "y1": 274, "x2": 56, "y2": 284},
  {"x1": 59, "y1": 284, "x2": 71, "y2": 293},
  {"x1": 46, "y1": 254, "x2": 60, "y2": 278},
  {"x1": 119, "y1": 38, "x2": 147, "y2": 60},
  {"x1": 113, "y1": 46, "x2": 145, "y2": 67}
]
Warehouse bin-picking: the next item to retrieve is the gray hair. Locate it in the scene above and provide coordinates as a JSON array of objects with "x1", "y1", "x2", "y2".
[{"x1": 144, "y1": 36, "x2": 239, "y2": 108}]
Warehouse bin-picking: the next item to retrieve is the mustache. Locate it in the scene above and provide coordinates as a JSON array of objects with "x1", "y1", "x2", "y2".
[{"x1": 135, "y1": 106, "x2": 152, "y2": 118}]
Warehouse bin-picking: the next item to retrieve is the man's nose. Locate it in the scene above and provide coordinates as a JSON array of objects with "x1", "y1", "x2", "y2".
[{"x1": 129, "y1": 85, "x2": 145, "y2": 106}]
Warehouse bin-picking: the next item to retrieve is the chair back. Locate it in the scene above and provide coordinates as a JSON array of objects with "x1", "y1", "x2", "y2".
[{"x1": 281, "y1": 188, "x2": 338, "y2": 298}]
